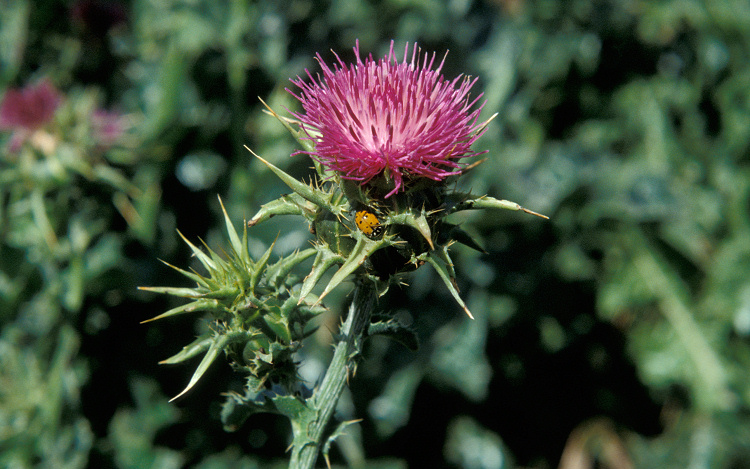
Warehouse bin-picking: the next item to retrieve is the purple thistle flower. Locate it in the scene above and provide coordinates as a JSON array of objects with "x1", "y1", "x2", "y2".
[
  {"x1": 289, "y1": 41, "x2": 486, "y2": 198},
  {"x1": 0, "y1": 79, "x2": 61, "y2": 132},
  {"x1": 0, "y1": 79, "x2": 61, "y2": 152}
]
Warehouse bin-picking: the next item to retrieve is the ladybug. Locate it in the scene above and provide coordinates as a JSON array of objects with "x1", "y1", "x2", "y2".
[{"x1": 355, "y1": 210, "x2": 384, "y2": 238}]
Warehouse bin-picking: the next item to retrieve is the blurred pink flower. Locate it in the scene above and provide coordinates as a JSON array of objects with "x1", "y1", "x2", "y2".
[
  {"x1": 0, "y1": 79, "x2": 61, "y2": 131},
  {"x1": 0, "y1": 79, "x2": 61, "y2": 151},
  {"x1": 92, "y1": 109, "x2": 125, "y2": 147},
  {"x1": 289, "y1": 41, "x2": 486, "y2": 197}
]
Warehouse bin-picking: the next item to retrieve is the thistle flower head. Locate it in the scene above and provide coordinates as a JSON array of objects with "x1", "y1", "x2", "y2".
[
  {"x1": 0, "y1": 79, "x2": 61, "y2": 153},
  {"x1": 289, "y1": 41, "x2": 486, "y2": 198},
  {"x1": 0, "y1": 79, "x2": 61, "y2": 132}
]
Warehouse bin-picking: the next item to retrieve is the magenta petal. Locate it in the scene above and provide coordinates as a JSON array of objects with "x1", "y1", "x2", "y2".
[{"x1": 288, "y1": 41, "x2": 486, "y2": 197}]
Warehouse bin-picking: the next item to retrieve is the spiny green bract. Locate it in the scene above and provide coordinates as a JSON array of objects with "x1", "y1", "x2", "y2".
[{"x1": 140, "y1": 198, "x2": 324, "y2": 401}]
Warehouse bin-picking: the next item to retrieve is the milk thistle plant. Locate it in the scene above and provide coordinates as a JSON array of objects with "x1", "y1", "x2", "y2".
[{"x1": 143, "y1": 40, "x2": 546, "y2": 468}]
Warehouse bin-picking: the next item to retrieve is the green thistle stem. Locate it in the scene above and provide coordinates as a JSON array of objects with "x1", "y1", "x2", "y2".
[{"x1": 290, "y1": 278, "x2": 375, "y2": 469}]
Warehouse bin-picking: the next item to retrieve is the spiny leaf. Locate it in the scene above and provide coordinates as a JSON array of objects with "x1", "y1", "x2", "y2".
[
  {"x1": 203, "y1": 238, "x2": 232, "y2": 278},
  {"x1": 262, "y1": 312, "x2": 292, "y2": 344},
  {"x1": 322, "y1": 419, "x2": 363, "y2": 469},
  {"x1": 168, "y1": 332, "x2": 245, "y2": 401},
  {"x1": 316, "y1": 235, "x2": 386, "y2": 305},
  {"x1": 245, "y1": 146, "x2": 330, "y2": 208},
  {"x1": 368, "y1": 317, "x2": 419, "y2": 351},
  {"x1": 449, "y1": 194, "x2": 549, "y2": 219},
  {"x1": 431, "y1": 244, "x2": 458, "y2": 281},
  {"x1": 298, "y1": 247, "x2": 345, "y2": 303},
  {"x1": 217, "y1": 195, "x2": 248, "y2": 264},
  {"x1": 266, "y1": 248, "x2": 317, "y2": 287},
  {"x1": 251, "y1": 237, "x2": 277, "y2": 293},
  {"x1": 279, "y1": 295, "x2": 302, "y2": 319},
  {"x1": 138, "y1": 286, "x2": 206, "y2": 299},
  {"x1": 155, "y1": 259, "x2": 210, "y2": 288},
  {"x1": 168, "y1": 337, "x2": 223, "y2": 401},
  {"x1": 197, "y1": 286, "x2": 242, "y2": 300},
  {"x1": 159, "y1": 336, "x2": 213, "y2": 364},
  {"x1": 247, "y1": 193, "x2": 314, "y2": 227},
  {"x1": 272, "y1": 394, "x2": 314, "y2": 432},
  {"x1": 296, "y1": 297, "x2": 328, "y2": 319},
  {"x1": 177, "y1": 230, "x2": 218, "y2": 272},
  {"x1": 139, "y1": 298, "x2": 223, "y2": 323},
  {"x1": 423, "y1": 253, "x2": 474, "y2": 319},
  {"x1": 221, "y1": 391, "x2": 266, "y2": 431},
  {"x1": 387, "y1": 210, "x2": 434, "y2": 250}
]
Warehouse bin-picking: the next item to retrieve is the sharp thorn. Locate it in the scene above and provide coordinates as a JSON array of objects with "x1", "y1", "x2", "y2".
[{"x1": 521, "y1": 207, "x2": 549, "y2": 219}]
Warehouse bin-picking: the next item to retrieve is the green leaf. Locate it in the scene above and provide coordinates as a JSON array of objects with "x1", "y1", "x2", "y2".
[
  {"x1": 431, "y1": 245, "x2": 458, "y2": 284},
  {"x1": 247, "y1": 193, "x2": 314, "y2": 227},
  {"x1": 298, "y1": 247, "x2": 344, "y2": 303},
  {"x1": 246, "y1": 148, "x2": 331, "y2": 209},
  {"x1": 139, "y1": 298, "x2": 223, "y2": 323},
  {"x1": 168, "y1": 333, "x2": 234, "y2": 401},
  {"x1": 387, "y1": 210, "x2": 433, "y2": 250},
  {"x1": 322, "y1": 419, "x2": 363, "y2": 469},
  {"x1": 262, "y1": 311, "x2": 292, "y2": 344},
  {"x1": 423, "y1": 253, "x2": 473, "y2": 319},
  {"x1": 271, "y1": 394, "x2": 314, "y2": 437},
  {"x1": 429, "y1": 309, "x2": 491, "y2": 401},
  {"x1": 367, "y1": 317, "x2": 419, "y2": 351},
  {"x1": 627, "y1": 228, "x2": 732, "y2": 410},
  {"x1": 250, "y1": 238, "x2": 276, "y2": 293},
  {"x1": 220, "y1": 391, "x2": 267, "y2": 433},
  {"x1": 108, "y1": 378, "x2": 183, "y2": 469},
  {"x1": 159, "y1": 336, "x2": 213, "y2": 364},
  {"x1": 177, "y1": 230, "x2": 218, "y2": 273},
  {"x1": 217, "y1": 195, "x2": 246, "y2": 263},
  {"x1": 141, "y1": 42, "x2": 188, "y2": 142},
  {"x1": 449, "y1": 194, "x2": 549, "y2": 219},
  {"x1": 266, "y1": 248, "x2": 317, "y2": 287},
  {"x1": 156, "y1": 259, "x2": 210, "y2": 287},
  {"x1": 316, "y1": 235, "x2": 385, "y2": 304}
]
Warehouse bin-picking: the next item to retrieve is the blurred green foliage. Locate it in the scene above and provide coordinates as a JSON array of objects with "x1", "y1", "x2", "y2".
[{"x1": 2, "y1": 0, "x2": 750, "y2": 468}]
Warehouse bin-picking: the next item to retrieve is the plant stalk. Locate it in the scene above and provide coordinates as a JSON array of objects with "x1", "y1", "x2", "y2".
[{"x1": 289, "y1": 278, "x2": 375, "y2": 469}]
